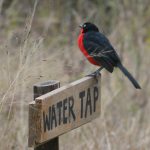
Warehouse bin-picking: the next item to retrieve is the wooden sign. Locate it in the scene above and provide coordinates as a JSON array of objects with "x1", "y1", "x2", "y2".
[{"x1": 28, "y1": 76, "x2": 101, "y2": 147}]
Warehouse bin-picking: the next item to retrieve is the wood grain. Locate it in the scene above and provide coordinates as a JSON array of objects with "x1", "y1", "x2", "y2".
[{"x1": 28, "y1": 76, "x2": 101, "y2": 147}]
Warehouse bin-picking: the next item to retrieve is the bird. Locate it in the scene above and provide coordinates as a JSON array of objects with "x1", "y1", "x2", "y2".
[{"x1": 78, "y1": 22, "x2": 141, "y2": 89}]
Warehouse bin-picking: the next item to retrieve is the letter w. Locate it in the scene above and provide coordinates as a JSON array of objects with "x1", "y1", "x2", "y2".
[{"x1": 43, "y1": 107, "x2": 51, "y2": 132}]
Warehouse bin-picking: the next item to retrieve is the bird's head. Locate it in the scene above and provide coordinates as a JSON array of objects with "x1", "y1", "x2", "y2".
[{"x1": 79, "y1": 22, "x2": 99, "y2": 33}]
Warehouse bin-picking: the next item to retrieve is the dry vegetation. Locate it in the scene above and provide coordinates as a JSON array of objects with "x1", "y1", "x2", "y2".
[{"x1": 0, "y1": 0, "x2": 150, "y2": 149}]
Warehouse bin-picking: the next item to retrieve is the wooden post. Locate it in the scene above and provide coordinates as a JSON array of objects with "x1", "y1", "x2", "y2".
[{"x1": 33, "y1": 80, "x2": 60, "y2": 150}]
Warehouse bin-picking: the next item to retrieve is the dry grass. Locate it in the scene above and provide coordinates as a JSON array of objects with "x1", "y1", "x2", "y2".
[{"x1": 0, "y1": 0, "x2": 150, "y2": 150}]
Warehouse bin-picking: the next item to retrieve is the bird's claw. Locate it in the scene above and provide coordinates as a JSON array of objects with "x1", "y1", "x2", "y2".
[
  {"x1": 86, "y1": 70, "x2": 101, "y2": 82},
  {"x1": 86, "y1": 70, "x2": 100, "y2": 77},
  {"x1": 85, "y1": 67, "x2": 103, "y2": 82}
]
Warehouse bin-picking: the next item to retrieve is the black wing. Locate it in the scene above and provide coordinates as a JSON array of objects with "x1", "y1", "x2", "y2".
[{"x1": 83, "y1": 31, "x2": 120, "y2": 73}]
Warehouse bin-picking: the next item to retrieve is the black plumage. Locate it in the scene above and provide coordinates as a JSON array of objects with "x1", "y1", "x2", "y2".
[
  {"x1": 79, "y1": 22, "x2": 141, "y2": 89},
  {"x1": 83, "y1": 31, "x2": 120, "y2": 72}
]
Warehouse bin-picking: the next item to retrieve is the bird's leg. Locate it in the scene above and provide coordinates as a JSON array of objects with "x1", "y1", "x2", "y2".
[{"x1": 86, "y1": 67, "x2": 103, "y2": 78}]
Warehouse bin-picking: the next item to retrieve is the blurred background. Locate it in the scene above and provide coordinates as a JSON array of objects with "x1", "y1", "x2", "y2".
[{"x1": 0, "y1": 0, "x2": 150, "y2": 149}]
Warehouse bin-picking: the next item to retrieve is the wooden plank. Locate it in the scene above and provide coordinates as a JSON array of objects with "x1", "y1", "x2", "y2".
[{"x1": 29, "y1": 76, "x2": 101, "y2": 147}]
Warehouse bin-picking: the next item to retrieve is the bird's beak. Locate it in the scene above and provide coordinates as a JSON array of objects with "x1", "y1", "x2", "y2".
[{"x1": 79, "y1": 24, "x2": 83, "y2": 28}]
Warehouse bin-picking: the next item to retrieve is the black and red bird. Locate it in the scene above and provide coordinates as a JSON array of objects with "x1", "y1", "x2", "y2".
[{"x1": 78, "y1": 22, "x2": 141, "y2": 89}]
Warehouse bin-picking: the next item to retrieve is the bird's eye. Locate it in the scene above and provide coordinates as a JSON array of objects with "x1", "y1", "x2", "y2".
[{"x1": 83, "y1": 24, "x2": 86, "y2": 28}]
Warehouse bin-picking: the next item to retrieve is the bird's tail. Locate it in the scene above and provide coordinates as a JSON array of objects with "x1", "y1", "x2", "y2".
[{"x1": 117, "y1": 63, "x2": 141, "y2": 89}]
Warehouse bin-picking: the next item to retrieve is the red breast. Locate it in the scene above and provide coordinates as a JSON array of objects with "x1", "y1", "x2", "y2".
[{"x1": 78, "y1": 30, "x2": 100, "y2": 66}]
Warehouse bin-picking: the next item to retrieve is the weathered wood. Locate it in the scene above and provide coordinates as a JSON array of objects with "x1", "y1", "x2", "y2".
[
  {"x1": 33, "y1": 81, "x2": 60, "y2": 100},
  {"x1": 28, "y1": 80, "x2": 60, "y2": 149},
  {"x1": 28, "y1": 101, "x2": 42, "y2": 147},
  {"x1": 28, "y1": 76, "x2": 101, "y2": 147}
]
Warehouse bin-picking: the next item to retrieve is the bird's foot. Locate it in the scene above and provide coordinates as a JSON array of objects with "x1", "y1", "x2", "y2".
[
  {"x1": 86, "y1": 67, "x2": 103, "y2": 81},
  {"x1": 86, "y1": 70, "x2": 100, "y2": 78}
]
